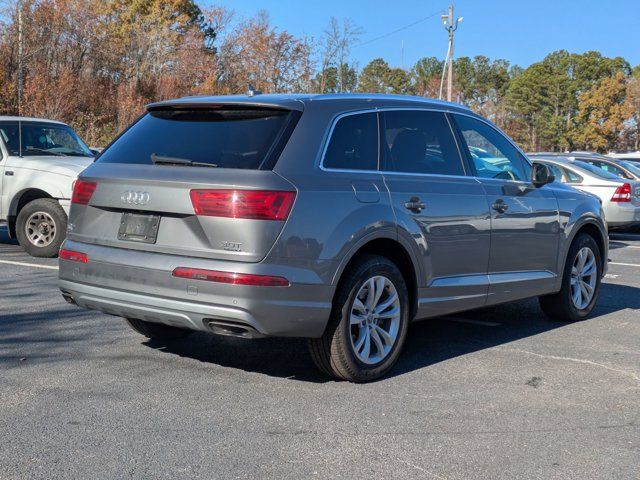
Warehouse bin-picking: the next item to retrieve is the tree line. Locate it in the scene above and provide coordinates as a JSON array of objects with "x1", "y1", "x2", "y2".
[{"x1": 1, "y1": 0, "x2": 639, "y2": 152}]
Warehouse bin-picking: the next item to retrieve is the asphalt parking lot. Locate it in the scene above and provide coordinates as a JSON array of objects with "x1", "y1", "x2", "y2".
[{"x1": 0, "y1": 225, "x2": 638, "y2": 479}]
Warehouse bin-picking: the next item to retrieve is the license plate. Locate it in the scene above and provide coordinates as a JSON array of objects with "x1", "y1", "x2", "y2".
[{"x1": 118, "y1": 213, "x2": 160, "y2": 244}]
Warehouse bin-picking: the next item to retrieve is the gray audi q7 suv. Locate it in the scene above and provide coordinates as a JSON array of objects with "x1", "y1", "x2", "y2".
[{"x1": 59, "y1": 94, "x2": 608, "y2": 382}]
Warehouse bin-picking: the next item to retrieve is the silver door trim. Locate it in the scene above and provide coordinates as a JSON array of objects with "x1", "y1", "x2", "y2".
[{"x1": 428, "y1": 270, "x2": 556, "y2": 288}]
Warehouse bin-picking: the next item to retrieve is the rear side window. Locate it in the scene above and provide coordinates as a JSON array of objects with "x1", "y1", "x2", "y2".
[
  {"x1": 381, "y1": 110, "x2": 464, "y2": 175},
  {"x1": 97, "y1": 108, "x2": 293, "y2": 169},
  {"x1": 565, "y1": 168, "x2": 582, "y2": 183},
  {"x1": 323, "y1": 113, "x2": 378, "y2": 170}
]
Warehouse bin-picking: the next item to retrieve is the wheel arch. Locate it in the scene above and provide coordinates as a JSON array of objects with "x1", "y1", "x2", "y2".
[
  {"x1": 7, "y1": 188, "x2": 57, "y2": 238},
  {"x1": 563, "y1": 219, "x2": 608, "y2": 279},
  {"x1": 332, "y1": 233, "x2": 420, "y2": 321}
]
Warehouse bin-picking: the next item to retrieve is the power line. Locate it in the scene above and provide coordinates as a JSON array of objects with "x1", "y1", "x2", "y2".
[{"x1": 354, "y1": 9, "x2": 445, "y2": 48}]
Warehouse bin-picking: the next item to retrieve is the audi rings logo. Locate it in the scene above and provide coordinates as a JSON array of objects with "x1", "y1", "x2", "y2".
[{"x1": 121, "y1": 191, "x2": 150, "y2": 205}]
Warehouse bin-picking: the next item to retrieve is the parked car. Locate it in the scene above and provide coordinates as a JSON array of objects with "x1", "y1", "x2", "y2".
[
  {"x1": 0, "y1": 117, "x2": 94, "y2": 257},
  {"x1": 609, "y1": 151, "x2": 640, "y2": 167},
  {"x1": 529, "y1": 154, "x2": 640, "y2": 229},
  {"x1": 562, "y1": 152, "x2": 640, "y2": 181},
  {"x1": 59, "y1": 94, "x2": 608, "y2": 382}
]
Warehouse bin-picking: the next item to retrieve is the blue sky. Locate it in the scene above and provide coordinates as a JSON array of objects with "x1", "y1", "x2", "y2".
[{"x1": 209, "y1": 0, "x2": 640, "y2": 69}]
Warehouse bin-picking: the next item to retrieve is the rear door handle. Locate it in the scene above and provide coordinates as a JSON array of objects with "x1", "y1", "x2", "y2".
[
  {"x1": 4, "y1": 170, "x2": 13, "y2": 176},
  {"x1": 491, "y1": 199, "x2": 509, "y2": 213},
  {"x1": 404, "y1": 197, "x2": 426, "y2": 213}
]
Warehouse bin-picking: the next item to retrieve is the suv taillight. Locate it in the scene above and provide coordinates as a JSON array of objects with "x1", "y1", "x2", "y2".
[
  {"x1": 71, "y1": 180, "x2": 97, "y2": 205},
  {"x1": 190, "y1": 190, "x2": 296, "y2": 220},
  {"x1": 611, "y1": 183, "x2": 632, "y2": 202}
]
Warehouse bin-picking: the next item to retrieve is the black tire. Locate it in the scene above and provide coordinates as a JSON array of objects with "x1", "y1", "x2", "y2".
[
  {"x1": 539, "y1": 233, "x2": 602, "y2": 321},
  {"x1": 308, "y1": 254, "x2": 410, "y2": 382},
  {"x1": 15, "y1": 198, "x2": 67, "y2": 258},
  {"x1": 125, "y1": 318, "x2": 193, "y2": 341}
]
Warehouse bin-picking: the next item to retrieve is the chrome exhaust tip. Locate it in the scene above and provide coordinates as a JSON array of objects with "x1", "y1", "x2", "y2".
[
  {"x1": 203, "y1": 319, "x2": 263, "y2": 339},
  {"x1": 61, "y1": 291, "x2": 77, "y2": 305}
]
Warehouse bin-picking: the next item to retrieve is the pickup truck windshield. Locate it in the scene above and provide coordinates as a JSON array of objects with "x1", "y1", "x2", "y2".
[{"x1": 0, "y1": 122, "x2": 93, "y2": 157}]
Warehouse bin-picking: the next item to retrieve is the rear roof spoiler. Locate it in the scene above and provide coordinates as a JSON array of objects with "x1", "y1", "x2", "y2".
[{"x1": 147, "y1": 97, "x2": 305, "y2": 112}]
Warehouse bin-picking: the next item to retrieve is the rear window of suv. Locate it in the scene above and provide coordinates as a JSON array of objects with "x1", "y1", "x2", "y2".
[{"x1": 97, "y1": 107, "x2": 295, "y2": 169}]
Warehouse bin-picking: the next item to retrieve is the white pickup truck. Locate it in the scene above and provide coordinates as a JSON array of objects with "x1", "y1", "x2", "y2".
[{"x1": 0, "y1": 117, "x2": 95, "y2": 257}]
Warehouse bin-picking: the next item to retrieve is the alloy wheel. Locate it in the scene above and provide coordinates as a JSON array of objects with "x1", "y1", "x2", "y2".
[
  {"x1": 350, "y1": 275, "x2": 401, "y2": 365},
  {"x1": 570, "y1": 247, "x2": 597, "y2": 310}
]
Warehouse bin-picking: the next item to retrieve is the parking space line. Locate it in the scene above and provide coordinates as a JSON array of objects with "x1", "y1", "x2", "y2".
[
  {"x1": 609, "y1": 261, "x2": 640, "y2": 268},
  {"x1": 444, "y1": 318, "x2": 501, "y2": 327},
  {"x1": 0, "y1": 259, "x2": 58, "y2": 270}
]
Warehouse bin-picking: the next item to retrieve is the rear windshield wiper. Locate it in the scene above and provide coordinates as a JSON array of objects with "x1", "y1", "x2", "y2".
[{"x1": 151, "y1": 153, "x2": 218, "y2": 168}]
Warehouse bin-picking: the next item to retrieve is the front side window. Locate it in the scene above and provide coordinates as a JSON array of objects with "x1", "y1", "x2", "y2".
[
  {"x1": 381, "y1": 110, "x2": 464, "y2": 176},
  {"x1": 323, "y1": 112, "x2": 378, "y2": 170},
  {"x1": 0, "y1": 122, "x2": 92, "y2": 157},
  {"x1": 454, "y1": 114, "x2": 528, "y2": 182}
]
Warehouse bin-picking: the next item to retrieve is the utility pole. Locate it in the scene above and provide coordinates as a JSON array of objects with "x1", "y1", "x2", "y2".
[
  {"x1": 17, "y1": 0, "x2": 23, "y2": 116},
  {"x1": 17, "y1": 0, "x2": 23, "y2": 157},
  {"x1": 439, "y1": 4, "x2": 462, "y2": 102}
]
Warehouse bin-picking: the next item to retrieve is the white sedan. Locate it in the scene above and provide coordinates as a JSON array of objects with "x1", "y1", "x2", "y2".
[{"x1": 530, "y1": 154, "x2": 640, "y2": 229}]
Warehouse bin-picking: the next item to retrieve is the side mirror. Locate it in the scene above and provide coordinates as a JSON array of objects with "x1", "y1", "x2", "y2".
[{"x1": 531, "y1": 162, "x2": 555, "y2": 187}]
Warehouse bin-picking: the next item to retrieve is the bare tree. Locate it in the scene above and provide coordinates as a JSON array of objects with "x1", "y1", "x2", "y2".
[{"x1": 316, "y1": 17, "x2": 362, "y2": 93}]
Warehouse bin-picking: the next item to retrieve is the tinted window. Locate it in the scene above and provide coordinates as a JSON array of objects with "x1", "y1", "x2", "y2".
[
  {"x1": 98, "y1": 108, "x2": 292, "y2": 169},
  {"x1": 454, "y1": 115, "x2": 528, "y2": 181},
  {"x1": 324, "y1": 113, "x2": 378, "y2": 170},
  {"x1": 0, "y1": 122, "x2": 92, "y2": 157},
  {"x1": 381, "y1": 110, "x2": 464, "y2": 176}
]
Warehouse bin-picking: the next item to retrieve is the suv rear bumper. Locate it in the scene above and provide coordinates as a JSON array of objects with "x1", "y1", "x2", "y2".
[{"x1": 58, "y1": 241, "x2": 334, "y2": 338}]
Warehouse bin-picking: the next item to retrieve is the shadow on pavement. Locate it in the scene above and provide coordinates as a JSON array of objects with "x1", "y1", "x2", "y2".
[
  {"x1": 2, "y1": 268, "x2": 638, "y2": 383},
  {"x1": 143, "y1": 282, "x2": 640, "y2": 383}
]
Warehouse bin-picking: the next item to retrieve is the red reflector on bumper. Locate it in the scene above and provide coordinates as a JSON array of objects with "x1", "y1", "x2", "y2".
[
  {"x1": 59, "y1": 249, "x2": 89, "y2": 263},
  {"x1": 172, "y1": 267, "x2": 289, "y2": 286}
]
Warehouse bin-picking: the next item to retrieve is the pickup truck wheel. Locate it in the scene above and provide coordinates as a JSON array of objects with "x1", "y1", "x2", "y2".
[
  {"x1": 125, "y1": 318, "x2": 193, "y2": 341},
  {"x1": 15, "y1": 198, "x2": 67, "y2": 258},
  {"x1": 308, "y1": 254, "x2": 409, "y2": 382},
  {"x1": 539, "y1": 233, "x2": 602, "y2": 321}
]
